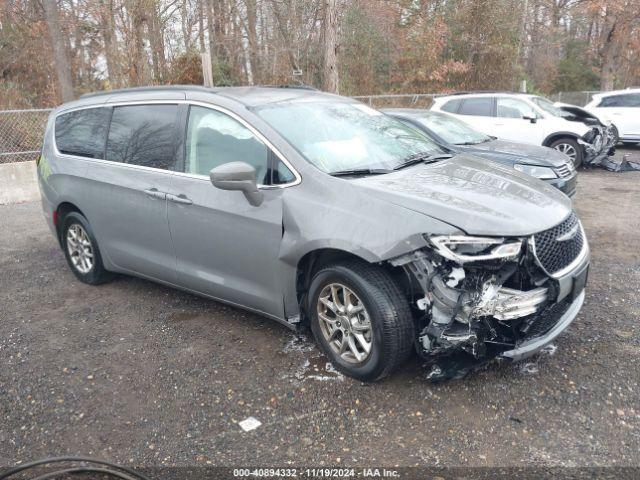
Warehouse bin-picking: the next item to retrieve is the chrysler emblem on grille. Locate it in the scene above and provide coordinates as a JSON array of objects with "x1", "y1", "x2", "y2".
[{"x1": 556, "y1": 223, "x2": 580, "y2": 242}]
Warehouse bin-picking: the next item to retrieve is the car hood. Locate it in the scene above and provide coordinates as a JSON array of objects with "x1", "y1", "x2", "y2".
[
  {"x1": 455, "y1": 139, "x2": 568, "y2": 168},
  {"x1": 554, "y1": 102, "x2": 609, "y2": 126},
  {"x1": 352, "y1": 154, "x2": 572, "y2": 237}
]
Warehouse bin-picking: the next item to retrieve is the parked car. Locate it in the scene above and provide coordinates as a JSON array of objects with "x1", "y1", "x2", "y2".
[
  {"x1": 382, "y1": 108, "x2": 577, "y2": 197},
  {"x1": 431, "y1": 92, "x2": 616, "y2": 167},
  {"x1": 38, "y1": 86, "x2": 589, "y2": 381},
  {"x1": 585, "y1": 88, "x2": 640, "y2": 145}
]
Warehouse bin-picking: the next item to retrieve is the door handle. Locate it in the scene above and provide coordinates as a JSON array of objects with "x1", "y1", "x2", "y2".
[
  {"x1": 143, "y1": 188, "x2": 166, "y2": 199},
  {"x1": 167, "y1": 193, "x2": 193, "y2": 205}
]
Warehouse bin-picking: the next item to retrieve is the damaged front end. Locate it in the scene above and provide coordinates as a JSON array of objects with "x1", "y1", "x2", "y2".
[
  {"x1": 557, "y1": 104, "x2": 617, "y2": 164},
  {"x1": 390, "y1": 212, "x2": 589, "y2": 381},
  {"x1": 580, "y1": 126, "x2": 640, "y2": 171},
  {"x1": 580, "y1": 125, "x2": 616, "y2": 164}
]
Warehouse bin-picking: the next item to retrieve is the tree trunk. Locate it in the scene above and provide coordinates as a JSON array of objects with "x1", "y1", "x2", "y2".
[
  {"x1": 206, "y1": 0, "x2": 218, "y2": 79},
  {"x1": 323, "y1": 0, "x2": 339, "y2": 92},
  {"x1": 182, "y1": 0, "x2": 191, "y2": 51},
  {"x1": 128, "y1": 1, "x2": 150, "y2": 85},
  {"x1": 42, "y1": 0, "x2": 74, "y2": 101},
  {"x1": 198, "y1": 0, "x2": 205, "y2": 51},
  {"x1": 100, "y1": 0, "x2": 121, "y2": 88},
  {"x1": 244, "y1": 0, "x2": 259, "y2": 84},
  {"x1": 599, "y1": 13, "x2": 620, "y2": 91},
  {"x1": 148, "y1": 3, "x2": 167, "y2": 82}
]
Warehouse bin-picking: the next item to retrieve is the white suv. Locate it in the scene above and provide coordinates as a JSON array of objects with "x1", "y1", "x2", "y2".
[
  {"x1": 585, "y1": 89, "x2": 640, "y2": 145},
  {"x1": 431, "y1": 92, "x2": 614, "y2": 166}
]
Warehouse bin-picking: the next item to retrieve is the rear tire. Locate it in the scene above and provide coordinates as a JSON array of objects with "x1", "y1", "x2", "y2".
[
  {"x1": 308, "y1": 260, "x2": 414, "y2": 382},
  {"x1": 550, "y1": 138, "x2": 583, "y2": 167},
  {"x1": 60, "y1": 211, "x2": 113, "y2": 285}
]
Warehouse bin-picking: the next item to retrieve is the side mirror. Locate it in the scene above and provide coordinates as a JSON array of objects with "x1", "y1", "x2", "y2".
[
  {"x1": 209, "y1": 162, "x2": 264, "y2": 207},
  {"x1": 523, "y1": 115, "x2": 537, "y2": 124}
]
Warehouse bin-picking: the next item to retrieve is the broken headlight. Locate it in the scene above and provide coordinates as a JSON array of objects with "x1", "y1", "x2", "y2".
[
  {"x1": 428, "y1": 235, "x2": 522, "y2": 263},
  {"x1": 514, "y1": 164, "x2": 557, "y2": 179}
]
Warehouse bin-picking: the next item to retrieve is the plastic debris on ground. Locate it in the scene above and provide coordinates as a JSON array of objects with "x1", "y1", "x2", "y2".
[
  {"x1": 238, "y1": 416, "x2": 262, "y2": 432},
  {"x1": 586, "y1": 153, "x2": 640, "y2": 172}
]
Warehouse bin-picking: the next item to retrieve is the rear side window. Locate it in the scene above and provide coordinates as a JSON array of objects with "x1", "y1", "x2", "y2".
[
  {"x1": 106, "y1": 104, "x2": 179, "y2": 170},
  {"x1": 599, "y1": 94, "x2": 640, "y2": 107},
  {"x1": 55, "y1": 107, "x2": 111, "y2": 158},
  {"x1": 459, "y1": 98, "x2": 493, "y2": 116},
  {"x1": 440, "y1": 99, "x2": 461, "y2": 113}
]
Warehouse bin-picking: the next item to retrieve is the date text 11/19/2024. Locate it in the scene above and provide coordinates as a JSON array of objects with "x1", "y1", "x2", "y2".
[{"x1": 232, "y1": 468, "x2": 400, "y2": 477}]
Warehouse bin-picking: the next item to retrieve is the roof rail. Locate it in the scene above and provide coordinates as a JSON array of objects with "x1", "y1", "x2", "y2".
[
  {"x1": 79, "y1": 83, "x2": 320, "y2": 99},
  {"x1": 256, "y1": 84, "x2": 319, "y2": 91},
  {"x1": 79, "y1": 85, "x2": 218, "y2": 99}
]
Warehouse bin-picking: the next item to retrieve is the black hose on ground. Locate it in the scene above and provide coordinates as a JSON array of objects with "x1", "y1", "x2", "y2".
[{"x1": 0, "y1": 456, "x2": 151, "y2": 480}]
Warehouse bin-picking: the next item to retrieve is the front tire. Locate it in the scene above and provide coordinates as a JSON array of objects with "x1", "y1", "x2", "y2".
[
  {"x1": 550, "y1": 138, "x2": 583, "y2": 167},
  {"x1": 308, "y1": 261, "x2": 414, "y2": 382},
  {"x1": 60, "y1": 211, "x2": 113, "y2": 285},
  {"x1": 610, "y1": 125, "x2": 619, "y2": 145}
]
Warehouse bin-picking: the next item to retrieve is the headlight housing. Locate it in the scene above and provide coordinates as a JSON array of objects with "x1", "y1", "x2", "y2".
[
  {"x1": 429, "y1": 235, "x2": 523, "y2": 263},
  {"x1": 514, "y1": 164, "x2": 558, "y2": 180}
]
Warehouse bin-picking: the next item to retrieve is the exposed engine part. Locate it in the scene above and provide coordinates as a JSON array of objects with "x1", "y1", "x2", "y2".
[
  {"x1": 472, "y1": 287, "x2": 548, "y2": 320},
  {"x1": 391, "y1": 246, "x2": 552, "y2": 360}
]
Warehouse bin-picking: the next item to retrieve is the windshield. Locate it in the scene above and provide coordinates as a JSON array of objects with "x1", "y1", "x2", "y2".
[
  {"x1": 410, "y1": 112, "x2": 491, "y2": 145},
  {"x1": 255, "y1": 101, "x2": 444, "y2": 174},
  {"x1": 529, "y1": 96, "x2": 568, "y2": 117}
]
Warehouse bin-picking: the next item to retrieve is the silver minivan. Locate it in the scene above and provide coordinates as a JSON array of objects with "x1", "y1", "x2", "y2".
[{"x1": 38, "y1": 86, "x2": 589, "y2": 381}]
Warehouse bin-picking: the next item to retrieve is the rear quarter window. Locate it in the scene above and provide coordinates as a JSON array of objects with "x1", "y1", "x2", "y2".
[
  {"x1": 55, "y1": 107, "x2": 111, "y2": 158},
  {"x1": 598, "y1": 94, "x2": 640, "y2": 108},
  {"x1": 440, "y1": 99, "x2": 461, "y2": 113}
]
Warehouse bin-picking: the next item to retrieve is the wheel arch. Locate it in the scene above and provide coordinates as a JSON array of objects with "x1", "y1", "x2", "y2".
[
  {"x1": 294, "y1": 248, "x2": 411, "y2": 326},
  {"x1": 55, "y1": 202, "x2": 86, "y2": 244},
  {"x1": 542, "y1": 131, "x2": 581, "y2": 147}
]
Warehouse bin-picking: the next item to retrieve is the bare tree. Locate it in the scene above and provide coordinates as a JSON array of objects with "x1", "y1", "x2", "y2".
[
  {"x1": 4, "y1": 0, "x2": 640, "y2": 108},
  {"x1": 99, "y1": 0, "x2": 122, "y2": 88},
  {"x1": 42, "y1": 0, "x2": 74, "y2": 101},
  {"x1": 244, "y1": 0, "x2": 260, "y2": 84},
  {"x1": 323, "y1": 0, "x2": 339, "y2": 92}
]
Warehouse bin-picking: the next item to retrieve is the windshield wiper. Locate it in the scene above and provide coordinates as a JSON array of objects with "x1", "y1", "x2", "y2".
[
  {"x1": 393, "y1": 152, "x2": 453, "y2": 170},
  {"x1": 329, "y1": 168, "x2": 392, "y2": 177}
]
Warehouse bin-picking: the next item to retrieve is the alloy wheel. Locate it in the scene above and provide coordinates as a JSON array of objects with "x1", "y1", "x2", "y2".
[
  {"x1": 66, "y1": 224, "x2": 94, "y2": 274},
  {"x1": 554, "y1": 143, "x2": 577, "y2": 163},
  {"x1": 316, "y1": 283, "x2": 373, "y2": 364}
]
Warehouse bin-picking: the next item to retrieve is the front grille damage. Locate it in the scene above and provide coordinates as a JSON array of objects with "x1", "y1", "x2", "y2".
[
  {"x1": 390, "y1": 232, "x2": 579, "y2": 381},
  {"x1": 532, "y1": 211, "x2": 584, "y2": 275}
]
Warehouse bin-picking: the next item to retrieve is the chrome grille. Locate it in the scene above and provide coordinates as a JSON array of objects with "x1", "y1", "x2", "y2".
[
  {"x1": 554, "y1": 162, "x2": 574, "y2": 179},
  {"x1": 532, "y1": 212, "x2": 585, "y2": 276}
]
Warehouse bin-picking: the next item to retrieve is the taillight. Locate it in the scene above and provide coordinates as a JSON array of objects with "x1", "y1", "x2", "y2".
[{"x1": 53, "y1": 210, "x2": 58, "y2": 226}]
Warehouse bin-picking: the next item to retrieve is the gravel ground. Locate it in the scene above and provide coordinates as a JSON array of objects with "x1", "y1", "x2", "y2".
[{"x1": 1, "y1": 147, "x2": 639, "y2": 470}]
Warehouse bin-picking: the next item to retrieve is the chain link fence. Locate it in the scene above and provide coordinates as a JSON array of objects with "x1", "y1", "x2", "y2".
[
  {"x1": 549, "y1": 91, "x2": 601, "y2": 106},
  {"x1": 352, "y1": 93, "x2": 437, "y2": 109},
  {"x1": 0, "y1": 109, "x2": 52, "y2": 164}
]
